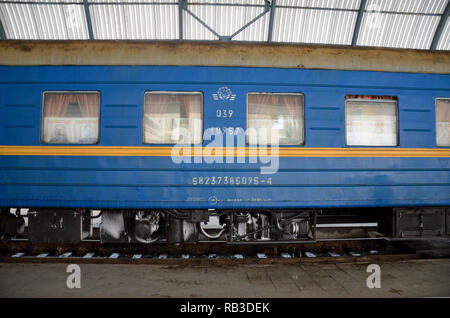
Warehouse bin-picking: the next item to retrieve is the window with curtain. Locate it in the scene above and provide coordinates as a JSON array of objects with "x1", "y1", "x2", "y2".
[
  {"x1": 436, "y1": 98, "x2": 450, "y2": 147},
  {"x1": 346, "y1": 96, "x2": 398, "y2": 146},
  {"x1": 143, "y1": 92, "x2": 203, "y2": 144},
  {"x1": 41, "y1": 92, "x2": 100, "y2": 144},
  {"x1": 247, "y1": 93, "x2": 304, "y2": 145}
]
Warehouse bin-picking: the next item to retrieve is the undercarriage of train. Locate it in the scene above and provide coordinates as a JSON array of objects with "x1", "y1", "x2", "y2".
[{"x1": 1, "y1": 207, "x2": 449, "y2": 244}]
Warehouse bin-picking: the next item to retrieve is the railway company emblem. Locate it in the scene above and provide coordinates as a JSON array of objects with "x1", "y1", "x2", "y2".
[
  {"x1": 208, "y1": 196, "x2": 218, "y2": 205},
  {"x1": 213, "y1": 86, "x2": 236, "y2": 101}
]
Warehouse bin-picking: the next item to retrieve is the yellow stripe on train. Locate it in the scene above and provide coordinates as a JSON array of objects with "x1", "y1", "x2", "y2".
[{"x1": 0, "y1": 146, "x2": 450, "y2": 157}]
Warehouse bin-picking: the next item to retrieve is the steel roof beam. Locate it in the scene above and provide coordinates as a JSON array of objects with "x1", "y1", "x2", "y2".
[
  {"x1": 0, "y1": 17, "x2": 6, "y2": 40},
  {"x1": 182, "y1": 2, "x2": 221, "y2": 39},
  {"x1": 352, "y1": 0, "x2": 367, "y2": 46},
  {"x1": 267, "y1": 0, "x2": 276, "y2": 42},
  {"x1": 0, "y1": 1, "x2": 441, "y2": 17},
  {"x1": 186, "y1": 2, "x2": 263, "y2": 8},
  {"x1": 83, "y1": 0, "x2": 94, "y2": 40},
  {"x1": 430, "y1": 0, "x2": 450, "y2": 50},
  {"x1": 0, "y1": 1, "x2": 176, "y2": 4},
  {"x1": 179, "y1": 0, "x2": 184, "y2": 40},
  {"x1": 181, "y1": 0, "x2": 269, "y2": 41},
  {"x1": 229, "y1": 0, "x2": 270, "y2": 40}
]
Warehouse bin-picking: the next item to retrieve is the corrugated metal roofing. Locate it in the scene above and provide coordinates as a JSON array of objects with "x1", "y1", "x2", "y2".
[
  {"x1": 0, "y1": 0, "x2": 448, "y2": 50},
  {"x1": 90, "y1": 0, "x2": 178, "y2": 39},
  {"x1": 437, "y1": 13, "x2": 450, "y2": 49},
  {"x1": 184, "y1": 0, "x2": 270, "y2": 41},
  {"x1": 356, "y1": 0, "x2": 448, "y2": 49},
  {"x1": 0, "y1": 0, "x2": 89, "y2": 39},
  {"x1": 273, "y1": 0, "x2": 360, "y2": 45}
]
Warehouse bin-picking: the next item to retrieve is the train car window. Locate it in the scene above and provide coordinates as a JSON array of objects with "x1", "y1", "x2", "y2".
[
  {"x1": 247, "y1": 93, "x2": 304, "y2": 145},
  {"x1": 41, "y1": 92, "x2": 100, "y2": 144},
  {"x1": 143, "y1": 92, "x2": 203, "y2": 144},
  {"x1": 436, "y1": 98, "x2": 450, "y2": 147},
  {"x1": 345, "y1": 96, "x2": 398, "y2": 146}
]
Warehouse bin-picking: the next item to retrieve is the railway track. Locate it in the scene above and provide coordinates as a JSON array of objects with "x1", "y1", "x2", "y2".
[{"x1": 0, "y1": 238, "x2": 434, "y2": 265}]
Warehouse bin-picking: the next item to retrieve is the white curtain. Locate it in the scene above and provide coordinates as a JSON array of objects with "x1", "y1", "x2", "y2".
[
  {"x1": 346, "y1": 99, "x2": 397, "y2": 146},
  {"x1": 144, "y1": 92, "x2": 202, "y2": 144},
  {"x1": 436, "y1": 99, "x2": 450, "y2": 147},
  {"x1": 247, "y1": 93, "x2": 304, "y2": 145},
  {"x1": 42, "y1": 92, "x2": 100, "y2": 144}
]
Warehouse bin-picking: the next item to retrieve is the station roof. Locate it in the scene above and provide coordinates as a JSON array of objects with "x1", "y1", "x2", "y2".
[{"x1": 0, "y1": 0, "x2": 449, "y2": 51}]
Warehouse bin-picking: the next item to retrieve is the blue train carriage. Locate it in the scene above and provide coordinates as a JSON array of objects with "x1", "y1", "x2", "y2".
[{"x1": 0, "y1": 41, "x2": 449, "y2": 245}]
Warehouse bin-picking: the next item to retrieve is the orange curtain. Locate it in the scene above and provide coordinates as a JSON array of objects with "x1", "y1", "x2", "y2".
[
  {"x1": 249, "y1": 94, "x2": 301, "y2": 117},
  {"x1": 437, "y1": 99, "x2": 450, "y2": 122},
  {"x1": 249, "y1": 94, "x2": 273, "y2": 115},
  {"x1": 281, "y1": 95, "x2": 301, "y2": 117},
  {"x1": 181, "y1": 94, "x2": 202, "y2": 119},
  {"x1": 45, "y1": 93, "x2": 99, "y2": 117},
  {"x1": 44, "y1": 93, "x2": 73, "y2": 117},
  {"x1": 180, "y1": 95, "x2": 189, "y2": 118},
  {"x1": 146, "y1": 94, "x2": 201, "y2": 119},
  {"x1": 346, "y1": 95, "x2": 396, "y2": 100},
  {"x1": 145, "y1": 94, "x2": 171, "y2": 115},
  {"x1": 77, "y1": 93, "x2": 99, "y2": 117}
]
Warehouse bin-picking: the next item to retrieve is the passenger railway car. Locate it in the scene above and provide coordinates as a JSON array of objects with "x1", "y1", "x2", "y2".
[{"x1": 0, "y1": 41, "x2": 449, "y2": 244}]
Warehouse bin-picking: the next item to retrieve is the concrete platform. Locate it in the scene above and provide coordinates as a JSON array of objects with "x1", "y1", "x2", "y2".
[{"x1": 0, "y1": 259, "x2": 449, "y2": 298}]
